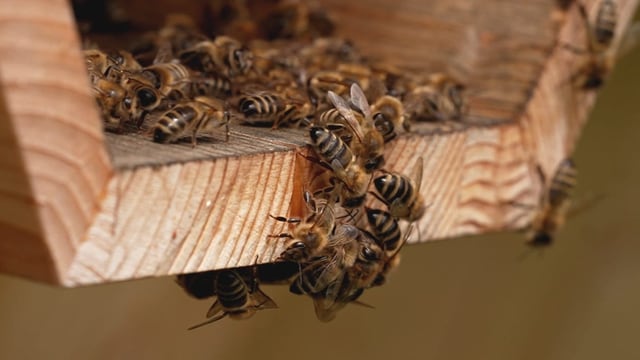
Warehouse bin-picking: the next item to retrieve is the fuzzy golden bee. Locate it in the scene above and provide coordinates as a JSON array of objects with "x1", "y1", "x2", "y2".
[{"x1": 151, "y1": 96, "x2": 229, "y2": 145}]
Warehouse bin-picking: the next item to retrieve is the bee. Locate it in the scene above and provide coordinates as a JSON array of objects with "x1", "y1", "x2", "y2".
[
  {"x1": 567, "y1": 0, "x2": 618, "y2": 89},
  {"x1": 309, "y1": 229, "x2": 384, "y2": 322},
  {"x1": 526, "y1": 159, "x2": 577, "y2": 247},
  {"x1": 328, "y1": 83, "x2": 386, "y2": 172},
  {"x1": 308, "y1": 126, "x2": 370, "y2": 208},
  {"x1": 288, "y1": 224, "x2": 362, "y2": 296},
  {"x1": 261, "y1": 0, "x2": 310, "y2": 40},
  {"x1": 138, "y1": 62, "x2": 192, "y2": 99},
  {"x1": 287, "y1": 224, "x2": 382, "y2": 321},
  {"x1": 92, "y1": 78, "x2": 128, "y2": 127},
  {"x1": 372, "y1": 158, "x2": 426, "y2": 222},
  {"x1": 189, "y1": 73, "x2": 232, "y2": 98},
  {"x1": 238, "y1": 90, "x2": 311, "y2": 128},
  {"x1": 403, "y1": 73, "x2": 466, "y2": 122},
  {"x1": 365, "y1": 208, "x2": 403, "y2": 253},
  {"x1": 188, "y1": 267, "x2": 277, "y2": 329},
  {"x1": 152, "y1": 96, "x2": 230, "y2": 145},
  {"x1": 179, "y1": 36, "x2": 253, "y2": 77},
  {"x1": 307, "y1": 70, "x2": 353, "y2": 105},
  {"x1": 269, "y1": 191, "x2": 336, "y2": 263},
  {"x1": 120, "y1": 76, "x2": 164, "y2": 127},
  {"x1": 370, "y1": 95, "x2": 408, "y2": 142}
]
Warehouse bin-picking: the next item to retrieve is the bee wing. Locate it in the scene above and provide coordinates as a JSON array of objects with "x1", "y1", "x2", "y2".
[
  {"x1": 187, "y1": 312, "x2": 228, "y2": 330},
  {"x1": 312, "y1": 276, "x2": 347, "y2": 322},
  {"x1": 327, "y1": 90, "x2": 364, "y2": 141},
  {"x1": 349, "y1": 83, "x2": 372, "y2": 119},
  {"x1": 205, "y1": 299, "x2": 224, "y2": 318},
  {"x1": 251, "y1": 288, "x2": 278, "y2": 310}
]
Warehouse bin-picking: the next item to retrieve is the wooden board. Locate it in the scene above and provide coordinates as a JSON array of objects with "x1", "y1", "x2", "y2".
[{"x1": 0, "y1": 0, "x2": 636, "y2": 286}]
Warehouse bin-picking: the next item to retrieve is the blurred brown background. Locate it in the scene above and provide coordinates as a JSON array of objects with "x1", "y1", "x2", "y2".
[{"x1": 3, "y1": 9, "x2": 640, "y2": 360}]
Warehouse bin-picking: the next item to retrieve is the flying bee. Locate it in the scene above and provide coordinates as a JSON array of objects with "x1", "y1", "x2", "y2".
[
  {"x1": 188, "y1": 267, "x2": 277, "y2": 329},
  {"x1": 370, "y1": 95, "x2": 408, "y2": 142},
  {"x1": 179, "y1": 36, "x2": 253, "y2": 77},
  {"x1": 138, "y1": 62, "x2": 192, "y2": 99},
  {"x1": 269, "y1": 191, "x2": 336, "y2": 263},
  {"x1": 328, "y1": 83, "x2": 386, "y2": 172},
  {"x1": 565, "y1": 0, "x2": 620, "y2": 89},
  {"x1": 526, "y1": 159, "x2": 577, "y2": 247},
  {"x1": 372, "y1": 158, "x2": 426, "y2": 222},
  {"x1": 308, "y1": 126, "x2": 370, "y2": 208},
  {"x1": 152, "y1": 96, "x2": 230, "y2": 145}
]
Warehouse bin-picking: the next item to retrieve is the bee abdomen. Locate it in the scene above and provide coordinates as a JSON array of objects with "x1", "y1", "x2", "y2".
[
  {"x1": 549, "y1": 159, "x2": 577, "y2": 206},
  {"x1": 215, "y1": 271, "x2": 250, "y2": 309},
  {"x1": 239, "y1": 94, "x2": 281, "y2": 123},
  {"x1": 153, "y1": 106, "x2": 198, "y2": 143},
  {"x1": 374, "y1": 174, "x2": 411, "y2": 204},
  {"x1": 366, "y1": 208, "x2": 402, "y2": 251},
  {"x1": 309, "y1": 127, "x2": 353, "y2": 168},
  {"x1": 595, "y1": 0, "x2": 617, "y2": 46}
]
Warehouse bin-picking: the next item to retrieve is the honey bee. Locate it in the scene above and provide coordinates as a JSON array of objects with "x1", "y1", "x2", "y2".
[
  {"x1": 92, "y1": 78, "x2": 128, "y2": 128},
  {"x1": 151, "y1": 96, "x2": 230, "y2": 145},
  {"x1": 188, "y1": 267, "x2": 277, "y2": 329},
  {"x1": 189, "y1": 73, "x2": 232, "y2": 98},
  {"x1": 287, "y1": 224, "x2": 382, "y2": 322},
  {"x1": 120, "y1": 76, "x2": 164, "y2": 126},
  {"x1": 308, "y1": 126, "x2": 370, "y2": 208},
  {"x1": 373, "y1": 158, "x2": 426, "y2": 222},
  {"x1": 403, "y1": 73, "x2": 466, "y2": 122},
  {"x1": 567, "y1": 0, "x2": 618, "y2": 89},
  {"x1": 238, "y1": 90, "x2": 312, "y2": 128},
  {"x1": 179, "y1": 36, "x2": 253, "y2": 77},
  {"x1": 138, "y1": 62, "x2": 192, "y2": 99},
  {"x1": 365, "y1": 208, "x2": 403, "y2": 253},
  {"x1": 307, "y1": 70, "x2": 353, "y2": 105},
  {"x1": 526, "y1": 159, "x2": 577, "y2": 247},
  {"x1": 328, "y1": 83, "x2": 386, "y2": 172},
  {"x1": 309, "y1": 230, "x2": 384, "y2": 322},
  {"x1": 269, "y1": 191, "x2": 336, "y2": 263},
  {"x1": 370, "y1": 95, "x2": 408, "y2": 142}
]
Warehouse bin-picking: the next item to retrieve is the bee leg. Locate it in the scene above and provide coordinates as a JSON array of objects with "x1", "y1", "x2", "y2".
[
  {"x1": 266, "y1": 233, "x2": 294, "y2": 239},
  {"x1": 269, "y1": 214, "x2": 302, "y2": 224},
  {"x1": 368, "y1": 190, "x2": 389, "y2": 206},
  {"x1": 191, "y1": 132, "x2": 198, "y2": 148}
]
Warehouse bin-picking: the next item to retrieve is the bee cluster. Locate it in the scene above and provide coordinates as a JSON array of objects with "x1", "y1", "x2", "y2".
[{"x1": 83, "y1": 0, "x2": 468, "y2": 146}]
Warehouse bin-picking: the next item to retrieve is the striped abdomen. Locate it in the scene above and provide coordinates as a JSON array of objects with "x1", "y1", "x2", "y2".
[
  {"x1": 374, "y1": 173, "x2": 414, "y2": 207},
  {"x1": 595, "y1": 0, "x2": 617, "y2": 47},
  {"x1": 309, "y1": 126, "x2": 354, "y2": 171},
  {"x1": 153, "y1": 105, "x2": 198, "y2": 143},
  {"x1": 366, "y1": 208, "x2": 402, "y2": 252},
  {"x1": 548, "y1": 158, "x2": 577, "y2": 207},
  {"x1": 239, "y1": 94, "x2": 283, "y2": 124},
  {"x1": 190, "y1": 75, "x2": 231, "y2": 98},
  {"x1": 215, "y1": 271, "x2": 251, "y2": 313}
]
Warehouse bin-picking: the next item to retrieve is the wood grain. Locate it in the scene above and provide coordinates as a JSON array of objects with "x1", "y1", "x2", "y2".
[
  {"x1": 0, "y1": 0, "x2": 637, "y2": 285},
  {"x1": 0, "y1": 0, "x2": 111, "y2": 282}
]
